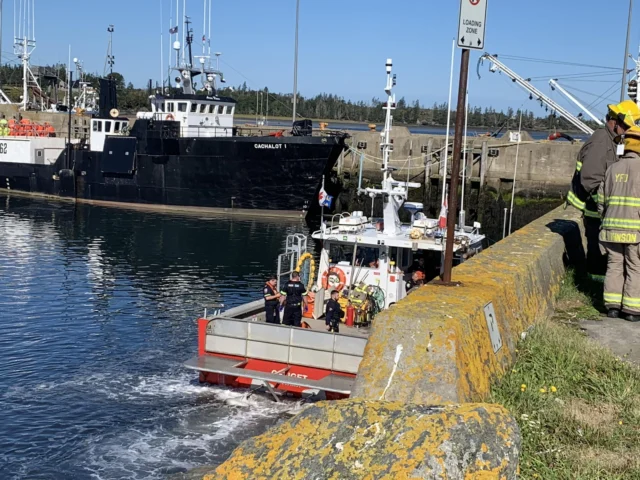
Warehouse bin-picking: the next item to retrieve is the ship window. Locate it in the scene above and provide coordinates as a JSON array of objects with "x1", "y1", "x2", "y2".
[
  {"x1": 199, "y1": 104, "x2": 207, "y2": 113},
  {"x1": 167, "y1": 102, "x2": 174, "y2": 112},
  {"x1": 212, "y1": 105, "x2": 218, "y2": 115},
  {"x1": 220, "y1": 106, "x2": 226, "y2": 115},
  {"x1": 104, "y1": 121, "x2": 112, "y2": 133},
  {"x1": 328, "y1": 244, "x2": 379, "y2": 268},
  {"x1": 158, "y1": 102, "x2": 165, "y2": 112},
  {"x1": 114, "y1": 121, "x2": 121, "y2": 133},
  {"x1": 93, "y1": 121, "x2": 102, "y2": 132},
  {"x1": 178, "y1": 102, "x2": 187, "y2": 112},
  {"x1": 228, "y1": 106, "x2": 234, "y2": 115},
  {"x1": 191, "y1": 102, "x2": 198, "y2": 113}
]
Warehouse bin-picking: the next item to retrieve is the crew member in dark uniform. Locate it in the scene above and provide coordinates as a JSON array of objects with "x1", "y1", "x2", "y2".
[
  {"x1": 405, "y1": 270, "x2": 425, "y2": 294},
  {"x1": 325, "y1": 289, "x2": 344, "y2": 333},
  {"x1": 279, "y1": 271, "x2": 307, "y2": 327},
  {"x1": 263, "y1": 275, "x2": 281, "y2": 324}
]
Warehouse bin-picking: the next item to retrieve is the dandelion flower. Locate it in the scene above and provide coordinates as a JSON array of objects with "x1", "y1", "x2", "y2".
[
  {"x1": 520, "y1": 384, "x2": 527, "y2": 392},
  {"x1": 619, "y1": 421, "x2": 623, "y2": 425},
  {"x1": 539, "y1": 387, "x2": 547, "y2": 393},
  {"x1": 550, "y1": 386, "x2": 557, "y2": 393}
]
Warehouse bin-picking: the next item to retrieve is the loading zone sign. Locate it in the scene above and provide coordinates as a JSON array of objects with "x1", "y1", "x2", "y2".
[{"x1": 458, "y1": 0, "x2": 488, "y2": 49}]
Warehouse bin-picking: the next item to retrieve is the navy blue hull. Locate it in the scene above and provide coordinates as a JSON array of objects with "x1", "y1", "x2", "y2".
[{"x1": 0, "y1": 121, "x2": 346, "y2": 216}]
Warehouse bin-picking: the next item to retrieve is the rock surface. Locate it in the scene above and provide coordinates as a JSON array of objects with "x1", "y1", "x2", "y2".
[{"x1": 209, "y1": 400, "x2": 520, "y2": 480}]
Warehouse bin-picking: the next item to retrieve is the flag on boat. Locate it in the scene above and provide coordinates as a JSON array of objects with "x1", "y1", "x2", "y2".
[
  {"x1": 438, "y1": 195, "x2": 448, "y2": 229},
  {"x1": 202, "y1": 35, "x2": 206, "y2": 42},
  {"x1": 318, "y1": 187, "x2": 333, "y2": 208},
  {"x1": 169, "y1": 26, "x2": 178, "y2": 34}
]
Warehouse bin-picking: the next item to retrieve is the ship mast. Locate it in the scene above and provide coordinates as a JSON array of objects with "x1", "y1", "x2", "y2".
[
  {"x1": 361, "y1": 59, "x2": 420, "y2": 236},
  {"x1": 14, "y1": 0, "x2": 40, "y2": 111}
]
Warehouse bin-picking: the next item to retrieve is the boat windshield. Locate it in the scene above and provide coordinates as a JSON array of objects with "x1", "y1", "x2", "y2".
[{"x1": 329, "y1": 244, "x2": 379, "y2": 268}]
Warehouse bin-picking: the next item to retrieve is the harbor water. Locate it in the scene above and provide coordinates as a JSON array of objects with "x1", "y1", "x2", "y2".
[{"x1": 0, "y1": 194, "x2": 307, "y2": 479}]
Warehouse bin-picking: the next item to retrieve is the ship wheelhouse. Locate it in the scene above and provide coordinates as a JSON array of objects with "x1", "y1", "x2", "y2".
[
  {"x1": 89, "y1": 117, "x2": 130, "y2": 152},
  {"x1": 137, "y1": 94, "x2": 236, "y2": 138}
]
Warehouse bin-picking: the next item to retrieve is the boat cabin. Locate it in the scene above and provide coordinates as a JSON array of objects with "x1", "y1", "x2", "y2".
[
  {"x1": 313, "y1": 209, "x2": 484, "y2": 312},
  {"x1": 89, "y1": 117, "x2": 130, "y2": 152},
  {"x1": 137, "y1": 94, "x2": 236, "y2": 138}
]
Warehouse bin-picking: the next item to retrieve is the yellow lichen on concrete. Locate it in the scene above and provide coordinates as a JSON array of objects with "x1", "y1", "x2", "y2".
[
  {"x1": 212, "y1": 400, "x2": 520, "y2": 480},
  {"x1": 352, "y1": 205, "x2": 583, "y2": 404}
]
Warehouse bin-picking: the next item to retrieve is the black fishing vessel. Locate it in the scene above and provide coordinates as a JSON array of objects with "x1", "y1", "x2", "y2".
[{"x1": 0, "y1": 20, "x2": 347, "y2": 218}]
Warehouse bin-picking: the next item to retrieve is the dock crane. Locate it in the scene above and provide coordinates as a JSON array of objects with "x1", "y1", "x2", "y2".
[{"x1": 478, "y1": 53, "x2": 595, "y2": 136}]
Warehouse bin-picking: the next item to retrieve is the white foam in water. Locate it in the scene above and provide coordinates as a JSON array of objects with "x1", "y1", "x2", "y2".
[{"x1": 76, "y1": 371, "x2": 306, "y2": 479}]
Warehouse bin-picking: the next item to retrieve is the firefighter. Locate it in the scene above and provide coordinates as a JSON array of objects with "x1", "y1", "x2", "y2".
[
  {"x1": 279, "y1": 271, "x2": 308, "y2": 327},
  {"x1": 325, "y1": 289, "x2": 344, "y2": 333},
  {"x1": 598, "y1": 125, "x2": 640, "y2": 322},
  {"x1": 263, "y1": 275, "x2": 281, "y2": 324},
  {"x1": 567, "y1": 100, "x2": 640, "y2": 281}
]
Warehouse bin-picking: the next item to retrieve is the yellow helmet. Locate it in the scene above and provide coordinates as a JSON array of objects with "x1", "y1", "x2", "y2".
[
  {"x1": 623, "y1": 125, "x2": 640, "y2": 153},
  {"x1": 608, "y1": 100, "x2": 640, "y2": 128}
]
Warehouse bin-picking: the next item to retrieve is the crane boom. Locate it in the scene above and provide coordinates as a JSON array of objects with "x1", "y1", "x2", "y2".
[
  {"x1": 478, "y1": 53, "x2": 594, "y2": 136},
  {"x1": 548, "y1": 79, "x2": 603, "y2": 126}
]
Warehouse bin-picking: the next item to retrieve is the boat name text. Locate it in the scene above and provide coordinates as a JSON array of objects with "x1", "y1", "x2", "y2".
[
  {"x1": 271, "y1": 369, "x2": 308, "y2": 379},
  {"x1": 0, "y1": 143, "x2": 7, "y2": 154},
  {"x1": 254, "y1": 143, "x2": 284, "y2": 149}
]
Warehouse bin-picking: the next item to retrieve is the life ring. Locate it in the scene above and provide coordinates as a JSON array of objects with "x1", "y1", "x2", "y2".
[
  {"x1": 296, "y1": 252, "x2": 316, "y2": 291},
  {"x1": 165, "y1": 114, "x2": 175, "y2": 121},
  {"x1": 322, "y1": 267, "x2": 346, "y2": 292}
]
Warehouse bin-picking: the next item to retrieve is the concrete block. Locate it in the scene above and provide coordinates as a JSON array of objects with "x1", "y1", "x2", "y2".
[
  {"x1": 352, "y1": 205, "x2": 585, "y2": 404},
  {"x1": 211, "y1": 400, "x2": 520, "y2": 480}
]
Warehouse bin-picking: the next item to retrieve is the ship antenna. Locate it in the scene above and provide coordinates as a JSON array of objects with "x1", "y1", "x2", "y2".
[
  {"x1": 186, "y1": 16, "x2": 193, "y2": 69},
  {"x1": 381, "y1": 58, "x2": 396, "y2": 183},
  {"x1": 104, "y1": 25, "x2": 115, "y2": 77}
]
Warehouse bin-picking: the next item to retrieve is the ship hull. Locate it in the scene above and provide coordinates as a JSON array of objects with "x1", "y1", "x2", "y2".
[{"x1": 0, "y1": 128, "x2": 346, "y2": 216}]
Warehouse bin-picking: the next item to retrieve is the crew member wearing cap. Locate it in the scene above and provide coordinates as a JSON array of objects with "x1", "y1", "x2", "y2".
[
  {"x1": 325, "y1": 290, "x2": 344, "y2": 333},
  {"x1": 263, "y1": 275, "x2": 281, "y2": 324},
  {"x1": 598, "y1": 125, "x2": 640, "y2": 322},
  {"x1": 567, "y1": 100, "x2": 640, "y2": 281}
]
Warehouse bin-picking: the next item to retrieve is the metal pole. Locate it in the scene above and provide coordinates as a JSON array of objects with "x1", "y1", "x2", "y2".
[
  {"x1": 292, "y1": 0, "x2": 299, "y2": 123},
  {"x1": 508, "y1": 110, "x2": 523, "y2": 236},
  {"x1": 621, "y1": 0, "x2": 633, "y2": 101},
  {"x1": 502, "y1": 207, "x2": 507, "y2": 239},
  {"x1": 460, "y1": 88, "x2": 469, "y2": 229},
  {"x1": 67, "y1": 71, "x2": 72, "y2": 170},
  {"x1": 442, "y1": 38, "x2": 455, "y2": 206},
  {"x1": 442, "y1": 48, "x2": 470, "y2": 283}
]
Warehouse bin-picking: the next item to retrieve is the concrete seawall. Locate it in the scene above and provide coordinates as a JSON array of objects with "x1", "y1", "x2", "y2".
[
  {"x1": 208, "y1": 205, "x2": 585, "y2": 478},
  {"x1": 341, "y1": 128, "x2": 582, "y2": 197}
]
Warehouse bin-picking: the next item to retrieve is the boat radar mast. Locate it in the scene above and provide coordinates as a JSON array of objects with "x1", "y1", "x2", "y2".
[
  {"x1": 359, "y1": 59, "x2": 421, "y2": 236},
  {"x1": 172, "y1": 11, "x2": 225, "y2": 96}
]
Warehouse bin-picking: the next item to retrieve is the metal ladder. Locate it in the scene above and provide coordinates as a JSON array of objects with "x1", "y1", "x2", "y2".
[{"x1": 276, "y1": 234, "x2": 307, "y2": 290}]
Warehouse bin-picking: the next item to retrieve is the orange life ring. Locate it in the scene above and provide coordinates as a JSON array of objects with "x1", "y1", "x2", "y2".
[
  {"x1": 322, "y1": 267, "x2": 347, "y2": 292},
  {"x1": 166, "y1": 114, "x2": 175, "y2": 121}
]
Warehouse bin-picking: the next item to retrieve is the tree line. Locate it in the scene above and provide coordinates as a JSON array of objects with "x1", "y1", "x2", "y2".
[{"x1": 0, "y1": 64, "x2": 600, "y2": 131}]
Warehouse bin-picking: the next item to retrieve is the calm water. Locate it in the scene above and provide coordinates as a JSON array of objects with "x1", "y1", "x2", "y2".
[{"x1": 0, "y1": 194, "x2": 308, "y2": 479}]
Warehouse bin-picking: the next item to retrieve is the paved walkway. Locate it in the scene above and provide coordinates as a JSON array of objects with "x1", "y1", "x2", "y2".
[{"x1": 580, "y1": 317, "x2": 640, "y2": 365}]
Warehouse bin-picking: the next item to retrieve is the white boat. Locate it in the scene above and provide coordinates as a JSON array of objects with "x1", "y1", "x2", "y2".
[{"x1": 184, "y1": 58, "x2": 485, "y2": 400}]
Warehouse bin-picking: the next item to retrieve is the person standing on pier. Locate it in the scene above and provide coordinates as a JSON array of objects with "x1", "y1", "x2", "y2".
[
  {"x1": 567, "y1": 100, "x2": 640, "y2": 281},
  {"x1": 279, "y1": 271, "x2": 308, "y2": 327},
  {"x1": 598, "y1": 126, "x2": 640, "y2": 322},
  {"x1": 263, "y1": 276, "x2": 281, "y2": 324}
]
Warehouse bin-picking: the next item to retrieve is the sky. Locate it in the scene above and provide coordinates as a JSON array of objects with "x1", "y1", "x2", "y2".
[{"x1": 2, "y1": 0, "x2": 637, "y2": 117}]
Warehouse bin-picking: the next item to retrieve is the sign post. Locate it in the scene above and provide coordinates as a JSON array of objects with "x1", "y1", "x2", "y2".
[{"x1": 442, "y1": 0, "x2": 488, "y2": 283}]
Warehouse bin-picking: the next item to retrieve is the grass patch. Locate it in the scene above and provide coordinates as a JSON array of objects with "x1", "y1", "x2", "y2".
[{"x1": 490, "y1": 270, "x2": 640, "y2": 479}]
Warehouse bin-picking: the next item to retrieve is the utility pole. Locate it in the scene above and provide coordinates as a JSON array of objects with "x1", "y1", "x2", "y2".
[
  {"x1": 442, "y1": 49, "x2": 470, "y2": 283},
  {"x1": 442, "y1": 0, "x2": 488, "y2": 283},
  {"x1": 292, "y1": 0, "x2": 300, "y2": 123},
  {"x1": 621, "y1": 0, "x2": 633, "y2": 101}
]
